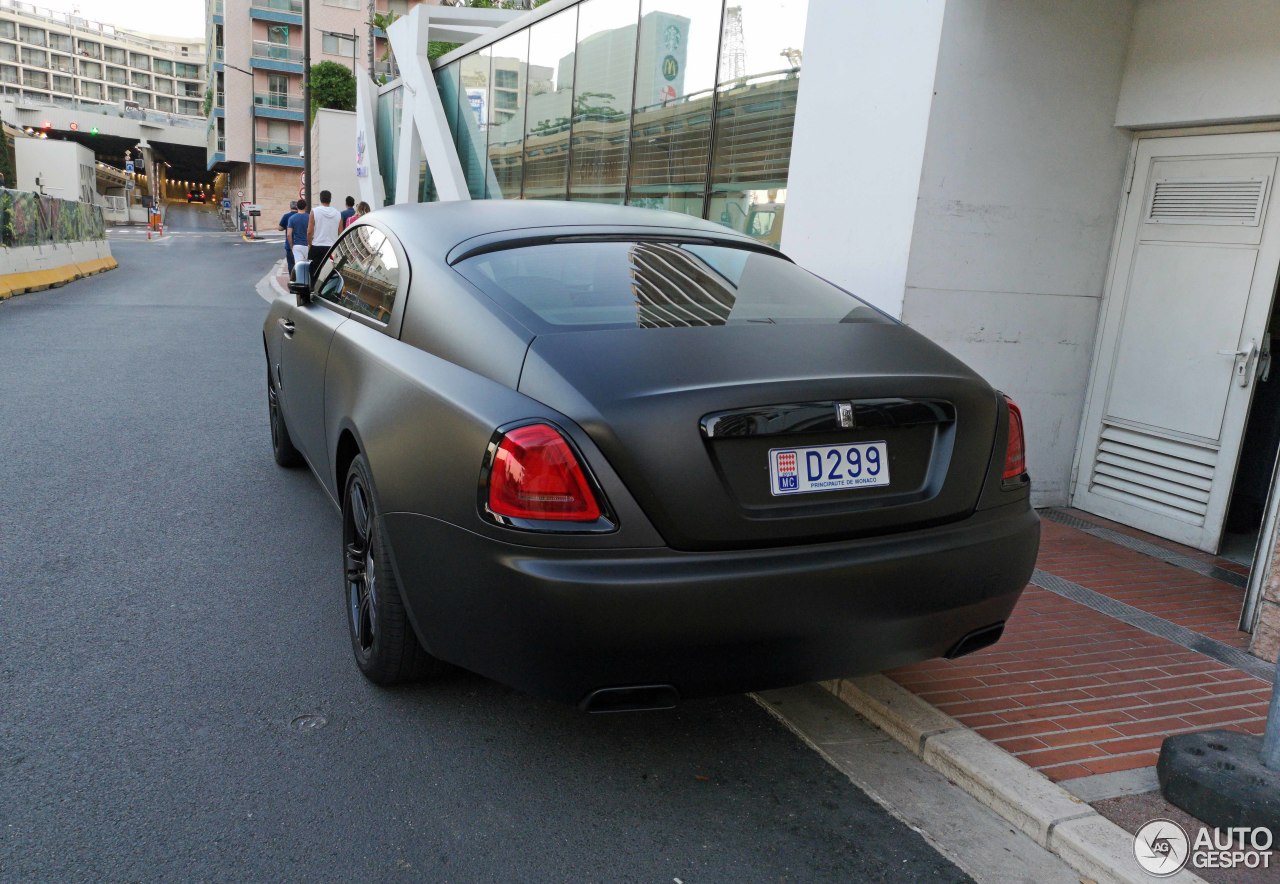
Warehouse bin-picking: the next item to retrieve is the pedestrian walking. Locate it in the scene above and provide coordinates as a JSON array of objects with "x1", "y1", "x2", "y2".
[
  {"x1": 307, "y1": 190, "x2": 342, "y2": 266},
  {"x1": 346, "y1": 201, "x2": 371, "y2": 229},
  {"x1": 278, "y1": 200, "x2": 298, "y2": 275},
  {"x1": 287, "y1": 199, "x2": 310, "y2": 271},
  {"x1": 340, "y1": 195, "x2": 356, "y2": 228}
]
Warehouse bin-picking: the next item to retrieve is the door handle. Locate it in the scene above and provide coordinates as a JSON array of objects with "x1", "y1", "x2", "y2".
[
  {"x1": 1218, "y1": 339, "x2": 1259, "y2": 387},
  {"x1": 279, "y1": 318, "x2": 295, "y2": 337}
]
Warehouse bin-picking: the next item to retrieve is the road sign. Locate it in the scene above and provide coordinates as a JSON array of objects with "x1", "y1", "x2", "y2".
[
  {"x1": 298, "y1": 186, "x2": 305, "y2": 199},
  {"x1": 125, "y1": 162, "x2": 134, "y2": 173},
  {"x1": 126, "y1": 179, "x2": 135, "y2": 190},
  {"x1": 237, "y1": 189, "x2": 244, "y2": 199}
]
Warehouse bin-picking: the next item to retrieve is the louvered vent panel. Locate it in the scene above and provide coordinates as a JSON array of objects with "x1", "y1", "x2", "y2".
[
  {"x1": 1148, "y1": 177, "x2": 1266, "y2": 226},
  {"x1": 1088, "y1": 424, "x2": 1216, "y2": 525}
]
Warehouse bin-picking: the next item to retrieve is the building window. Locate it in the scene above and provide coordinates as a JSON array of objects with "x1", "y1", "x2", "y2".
[
  {"x1": 130, "y1": 71, "x2": 151, "y2": 89},
  {"x1": 105, "y1": 46, "x2": 125, "y2": 64},
  {"x1": 19, "y1": 26, "x2": 46, "y2": 47},
  {"x1": 108, "y1": 86, "x2": 126, "y2": 102},
  {"x1": 0, "y1": 64, "x2": 18, "y2": 84},
  {"x1": 322, "y1": 32, "x2": 356, "y2": 57},
  {"x1": 49, "y1": 33, "x2": 71, "y2": 53},
  {"x1": 129, "y1": 52, "x2": 150, "y2": 70},
  {"x1": 176, "y1": 62, "x2": 199, "y2": 79},
  {"x1": 0, "y1": 44, "x2": 14, "y2": 63},
  {"x1": 567, "y1": 0, "x2": 640, "y2": 205},
  {"x1": 267, "y1": 73, "x2": 288, "y2": 107},
  {"x1": 487, "y1": 32, "x2": 528, "y2": 199},
  {"x1": 51, "y1": 75, "x2": 72, "y2": 94},
  {"x1": 80, "y1": 81, "x2": 103, "y2": 99},
  {"x1": 706, "y1": 0, "x2": 807, "y2": 244},
  {"x1": 178, "y1": 99, "x2": 199, "y2": 116},
  {"x1": 322, "y1": 0, "x2": 360, "y2": 9},
  {"x1": 625, "y1": 0, "x2": 722, "y2": 218},
  {"x1": 25, "y1": 71, "x2": 48, "y2": 90},
  {"x1": 522, "y1": 8, "x2": 577, "y2": 201},
  {"x1": 0, "y1": 21, "x2": 14, "y2": 40},
  {"x1": 78, "y1": 40, "x2": 100, "y2": 59},
  {"x1": 20, "y1": 47, "x2": 46, "y2": 67},
  {"x1": 154, "y1": 58, "x2": 172, "y2": 75},
  {"x1": 156, "y1": 95, "x2": 174, "y2": 112},
  {"x1": 155, "y1": 77, "x2": 174, "y2": 95}
]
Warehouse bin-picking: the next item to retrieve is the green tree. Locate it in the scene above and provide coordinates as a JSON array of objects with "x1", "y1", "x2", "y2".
[{"x1": 310, "y1": 60, "x2": 357, "y2": 115}]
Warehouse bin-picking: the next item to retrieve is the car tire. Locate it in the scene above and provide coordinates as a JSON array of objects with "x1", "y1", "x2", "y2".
[
  {"x1": 343, "y1": 454, "x2": 444, "y2": 685},
  {"x1": 267, "y1": 365, "x2": 303, "y2": 468}
]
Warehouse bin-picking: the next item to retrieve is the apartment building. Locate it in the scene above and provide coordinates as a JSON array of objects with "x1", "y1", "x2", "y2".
[
  {"x1": 207, "y1": 0, "x2": 439, "y2": 212},
  {"x1": 0, "y1": 0, "x2": 204, "y2": 116}
]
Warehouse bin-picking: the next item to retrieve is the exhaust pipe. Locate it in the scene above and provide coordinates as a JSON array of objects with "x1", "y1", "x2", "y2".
[
  {"x1": 580, "y1": 684, "x2": 680, "y2": 713},
  {"x1": 944, "y1": 622, "x2": 1006, "y2": 660}
]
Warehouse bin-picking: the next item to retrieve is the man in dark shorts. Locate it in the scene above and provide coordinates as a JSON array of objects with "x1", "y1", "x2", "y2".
[{"x1": 277, "y1": 201, "x2": 298, "y2": 275}]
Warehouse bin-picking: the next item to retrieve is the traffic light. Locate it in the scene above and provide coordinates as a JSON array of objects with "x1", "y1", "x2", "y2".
[{"x1": 89, "y1": 127, "x2": 99, "y2": 136}]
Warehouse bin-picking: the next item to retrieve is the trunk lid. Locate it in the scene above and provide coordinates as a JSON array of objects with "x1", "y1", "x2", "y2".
[{"x1": 518, "y1": 323, "x2": 1000, "y2": 551}]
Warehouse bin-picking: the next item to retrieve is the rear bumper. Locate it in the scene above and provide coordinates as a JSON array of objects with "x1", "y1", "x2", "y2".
[{"x1": 382, "y1": 504, "x2": 1039, "y2": 705}]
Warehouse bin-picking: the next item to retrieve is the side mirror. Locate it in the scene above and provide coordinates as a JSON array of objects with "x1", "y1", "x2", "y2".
[{"x1": 289, "y1": 260, "x2": 312, "y2": 306}]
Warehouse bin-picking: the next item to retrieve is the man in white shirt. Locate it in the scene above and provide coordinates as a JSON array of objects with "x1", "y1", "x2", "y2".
[{"x1": 307, "y1": 190, "x2": 343, "y2": 265}]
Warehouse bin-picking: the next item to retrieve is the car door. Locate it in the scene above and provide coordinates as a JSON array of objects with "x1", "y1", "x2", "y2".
[{"x1": 278, "y1": 233, "x2": 369, "y2": 482}]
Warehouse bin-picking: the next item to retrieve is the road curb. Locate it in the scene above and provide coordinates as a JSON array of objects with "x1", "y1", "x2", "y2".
[{"x1": 823, "y1": 676, "x2": 1206, "y2": 884}]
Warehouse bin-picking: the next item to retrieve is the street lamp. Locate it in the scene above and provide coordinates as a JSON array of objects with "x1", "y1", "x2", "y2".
[{"x1": 226, "y1": 63, "x2": 257, "y2": 231}]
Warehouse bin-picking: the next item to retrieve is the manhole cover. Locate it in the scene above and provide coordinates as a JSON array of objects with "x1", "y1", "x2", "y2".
[{"x1": 289, "y1": 714, "x2": 327, "y2": 732}]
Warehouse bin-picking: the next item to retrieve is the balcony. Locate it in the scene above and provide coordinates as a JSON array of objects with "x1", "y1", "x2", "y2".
[
  {"x1": 251, "y1": 0, "x2": 303, "y2": 15},
  {"x1": 254, "y1": 91, "x2": 304, "y2": 118},
  {"x1": 251, "y1": 41, "x2": 304, "y2": 70},
  {"x1": 255, "y1": 139, "x2": 304, "y2": 166}
]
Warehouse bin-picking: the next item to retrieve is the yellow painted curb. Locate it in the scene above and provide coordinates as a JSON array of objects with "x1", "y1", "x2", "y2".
[{"x1": 0, "y1": 255, "x2": 115, "y2": 295}]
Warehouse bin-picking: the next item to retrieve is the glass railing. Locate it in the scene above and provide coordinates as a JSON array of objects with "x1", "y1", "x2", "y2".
[
  {"x1": 255, "y1": 139, "x2": 303, "y2": 158},
  {"x1": 214, "y1": 0, "x2": 224, "y2": 15},
  {"x1": 254, "y1": 91, "x2": 303, "y2": 112},
  {"x1": 216, "y1": 90, "x2": 225, "y2": 106},
  {"x1": 251, "y1": 41, "x2": 303, "y2": 64},
  {"x1": 251, "y1": 0, "x2": 303, "y2": 14},
  {"x1": 217, "y1": 137, "x2": 226, "y2": 152},
  {"x1": 215, "y1": 47, "x2": 224, "y2": 62}
]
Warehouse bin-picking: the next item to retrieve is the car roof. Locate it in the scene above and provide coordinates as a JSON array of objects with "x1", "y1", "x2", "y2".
[{"x1": 365, "y1": 200, "x2": 766, "y2": 263}]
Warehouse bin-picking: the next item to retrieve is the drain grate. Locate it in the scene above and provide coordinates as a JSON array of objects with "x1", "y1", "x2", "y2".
[
  {"x1": 1039, "y1": 508, "x2": 1249, "y2": 589},
  {"x1": 1030, "y1": 569, "x2": 1273, "y2": 684}
]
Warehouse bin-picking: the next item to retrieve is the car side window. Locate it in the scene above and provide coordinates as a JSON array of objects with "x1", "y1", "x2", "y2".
[
  {"x1": 312, "y1": 232, "x2": 368, "y2": 310},
  {"x1": 348, "y1": 228, "x2": 399, "y2": 324}
]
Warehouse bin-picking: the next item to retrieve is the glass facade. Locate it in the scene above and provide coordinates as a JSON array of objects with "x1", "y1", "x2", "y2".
[{"x1": 415, "y1": 0, "x2": 808, "y2": 247}]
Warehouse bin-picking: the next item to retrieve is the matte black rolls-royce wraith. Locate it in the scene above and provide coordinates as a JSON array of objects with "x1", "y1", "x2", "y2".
[{"x1": 263, "y1": 201, "x2": 1038, "y2": 711}]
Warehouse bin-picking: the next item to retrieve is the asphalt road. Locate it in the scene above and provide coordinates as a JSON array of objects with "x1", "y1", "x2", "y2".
[{"x1": 0, "y1": 231, "x2": 970, "y2": 882}]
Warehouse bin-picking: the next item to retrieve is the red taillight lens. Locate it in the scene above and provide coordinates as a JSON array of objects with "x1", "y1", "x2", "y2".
[
  {"x1": 487, "y1": 424, "x2": 602, "y2": 521},
  {"x1": 1002, "y1": 395, "x2": 1026, "y2": 482}
]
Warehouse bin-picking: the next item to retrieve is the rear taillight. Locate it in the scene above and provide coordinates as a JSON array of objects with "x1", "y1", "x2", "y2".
[
  {"x1": 1002, "y1": 395, "x2": 1026, "y2": 483},
  {"x1": 486, "y1": 423, "x2": 602, "y2": 521}
]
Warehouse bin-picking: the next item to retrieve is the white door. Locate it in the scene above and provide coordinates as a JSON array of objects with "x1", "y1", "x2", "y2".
[{"x1": 1073, "y1": 132, "x2": 1280, "y2": 552}]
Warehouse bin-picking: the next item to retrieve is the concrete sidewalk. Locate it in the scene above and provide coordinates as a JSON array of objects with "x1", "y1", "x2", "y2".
[{"x1": 823, "y1": 508, "x2": 1276, "y2": 883}]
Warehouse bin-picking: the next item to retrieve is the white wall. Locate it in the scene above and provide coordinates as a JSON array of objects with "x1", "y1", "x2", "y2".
[
  {"x1": 781, "y1": 0, "x2": 947, "y2": 319},
  {"x1": 900, "y1": 0, "x2": 1136, "y2": 506},
  {"x1": 14, "y1": 139, "x2": 96, "y2": 203},
  {"x1": 311, "y1": 109, "x2": 360, "y2": 210},
  {"x1": 1118, "y1": 0, "x2": 1280, "y2": 129}
]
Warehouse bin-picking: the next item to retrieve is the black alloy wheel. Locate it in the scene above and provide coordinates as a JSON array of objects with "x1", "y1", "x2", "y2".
[
  {"x1": 341, "y1": 454, "x2": 443, "y2": 685},
  {"x1": 267, "y1": 364, "x2": 302, "y2": 468}
]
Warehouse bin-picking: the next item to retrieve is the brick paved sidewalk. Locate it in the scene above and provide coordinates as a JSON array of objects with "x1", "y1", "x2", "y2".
[{"x1": 885, "y1": 509, "x2": 1273, "y2": 785}]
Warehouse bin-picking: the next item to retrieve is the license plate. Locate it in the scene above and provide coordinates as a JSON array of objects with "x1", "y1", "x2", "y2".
[{"x1": 769, "y1": 442, "x2": 890, "y2": 496}]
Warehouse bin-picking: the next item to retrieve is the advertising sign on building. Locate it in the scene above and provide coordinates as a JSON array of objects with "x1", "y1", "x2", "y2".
[
  {"x1": 466, "y1": 89, "x2": 487, "y2": 128},
  {"x1": 648, "y1": 14, "x2": 689, "y2": 105}
]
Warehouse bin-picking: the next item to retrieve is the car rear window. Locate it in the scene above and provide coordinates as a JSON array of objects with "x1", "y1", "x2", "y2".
[{"x1": 453, "y1": 240, "x2": 892, "y2": 331}]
